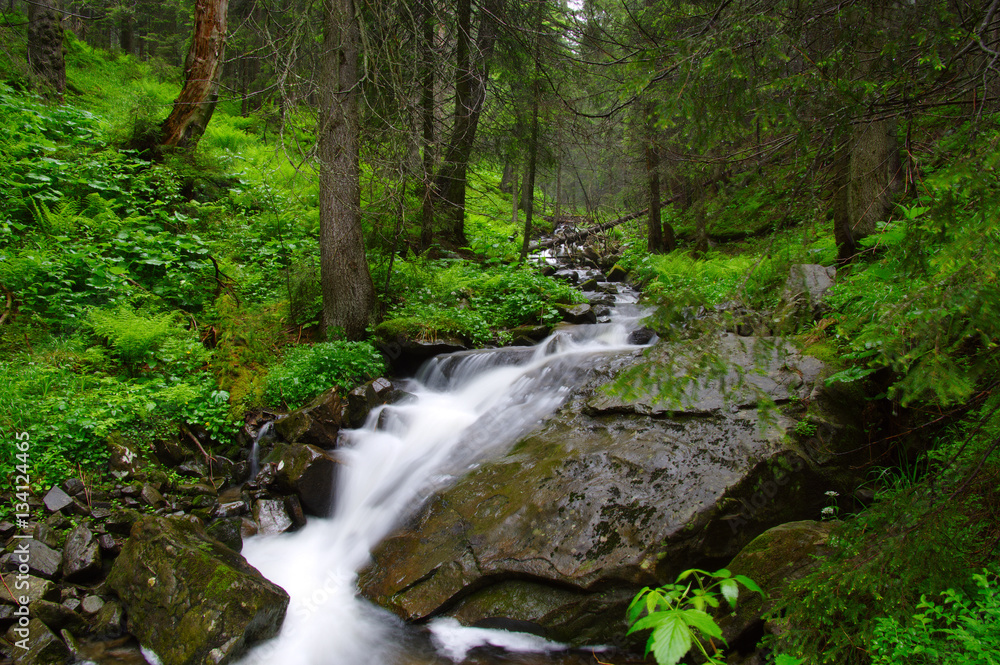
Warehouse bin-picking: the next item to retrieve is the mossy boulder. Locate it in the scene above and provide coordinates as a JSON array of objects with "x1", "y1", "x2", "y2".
[
  {"x1": 274, "y1": 389, "x2": 343, "y2": 449},
  {"x1": 107, "y1": 515, "x2": 289, "y2": 665},
  {"x1": 359, "y1": 336, "x2": 868, "y2": 646},
  {"x1": 718, "y1": 520, "x2": 834, "y2": 657},
  {"x1": 263, "y1": 442, "x2": 339, "y2": 516}
]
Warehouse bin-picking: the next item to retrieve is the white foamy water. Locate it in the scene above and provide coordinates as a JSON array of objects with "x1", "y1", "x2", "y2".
[{"x1": 235, "y1": 309, "x2": 647, "y2": 665}]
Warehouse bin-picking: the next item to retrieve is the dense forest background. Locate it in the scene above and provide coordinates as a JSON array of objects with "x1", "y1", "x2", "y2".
[{"x1": 2, "y1": 0, "x2": 1000, "y2": 662}]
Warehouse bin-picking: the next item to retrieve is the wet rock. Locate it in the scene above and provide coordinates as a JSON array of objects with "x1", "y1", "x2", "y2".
[
  {"x1": 377, "y1": 335, "x2": 468, "y2": 376},
  {"x1": 719, "y1": 521, "x2": 834, "y2": 652},
  {"x1": 240, "y1": 518, "x2": 259, "y2": 540},
  {"x1": 62, "y1": 598, "x2": 81, "y2": 612},
  {"x1": 284, "y1": 495, "x2": 307, "y2": 529},
  {"x1": 2, "y1": 539, "x2": 61, "y2": 580},
  {"x1": 107, "y1": 439, "x2": 145, "y2": 478},
  {"x1": 212, "y1": 499, "x2": 249, "y2": 519},
  {"x1": 627, "y1": 327, "x2": 656, "y2": 345},
  {"x1": 107, "y1": 515, "x2": 289, "y2": 665},
  {"x1": 62, "y1": 525, "x2": 102, "y2": 582},
  {"x1": 774, "y1": 264, "x2": 837, "y2": 329},
  {"x1": 4, "y1": 618, "x2": 70, "y2": 664},
  {"x1": 105, "y1": 508, "x2": 142, "y2": 536},
  {"x1": 509, "y1": 325, "x2": 550, "y2": 342},
  {"x1": 42, "y1": 486, "x2": 73, "y2": 513},
  {"x1": 554, "y1": 303, "x2": 597, "y2": 324},
  {"x1": 579, "y1": 278, "x2": 599, "y2": 291},
  {"x1": 346, "y1": 377, "x2": 403, "y2": 428},
  {"x1": 265, "y1": 443, "x2": 339, "y2": 516},
  {"x1": 207, "y1": 517, "x2": 244, "y2": 552},
  {"x1": 96, "y1": 533, "x2": 120, "y2": 556},
  {"x1": 178, "y1": 460, "x2": 209, "y2": 478},
  {"x1": 31, "y1": 599, "x2": 87, "y2": 633},
  {"x1": 89, "y1": 501, "x2": 113, "y2": 520},
  {"x1": 80, "y1": 595, "x2": 105, "y2": 615},
  {"x1": 274, "y1": 389, "x2": 344, "y2": 449},
  {"x1": 139, "y1": 483, "x2": 166, "y2": 510},
  {"x1": 90, "y1": 599, "x2": 125, "y2": 637},
  {"x1": 359, "y1": 336, "x2": 867, "y2": 645},
  {"x1": 62, "y1": 478, "x2": 86, "y2": 497},
  {"x1": 605, "y1": 264, "x2": 628, "y2": 281},
  {"x1": 0, "y1": 521, "x2": 14, "y2": 540},
  {"x1": 32, "y1": 524, "x2": 61, "y2": 549},
  {"x1": 253, "y1": 500, "x2": 294, "y2": 536},
  {"x1": 1, "y1": 574, "x2": 54, "y2": 605}
]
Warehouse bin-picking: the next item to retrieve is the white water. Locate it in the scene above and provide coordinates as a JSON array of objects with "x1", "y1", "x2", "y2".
[{"x1": 235, "y1": 308, "x2": 646, "y2": 665}]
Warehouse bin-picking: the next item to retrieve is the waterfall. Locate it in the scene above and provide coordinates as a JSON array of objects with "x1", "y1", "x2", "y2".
[{"x1": 236, "y1": 308, "x2": 647, "y2": 665}]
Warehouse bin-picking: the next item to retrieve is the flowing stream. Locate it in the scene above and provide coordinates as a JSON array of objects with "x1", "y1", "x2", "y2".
[{"x1": 236, "y1": 271, "x2": 647, "y2": 665}]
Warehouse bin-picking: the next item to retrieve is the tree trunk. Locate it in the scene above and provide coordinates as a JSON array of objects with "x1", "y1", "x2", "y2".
[
  {"x1": 644, "y1": 105, "x2": 664, "y2": 253},
  {"x1": 419, "y1": 0, "x2": 435, "y2": 252},
  {"x1": 519, "y1": 79, "x2": 540, "y2": 261},
  {"x1": 433, "y1": 0, "x2": 500, "y2": 245},
  {"x1": 317, "y1": 0, "x2": 376, "y2": 340},
  {"x1": 158, "y1": 0, "x2": 229, "y2": 149},
  {"x1": 844, "y1": 118, "x2": 900, "y2": 254},
  {"x1": 120, "y1": 13, "x2": 134, "y2": 54},
  {"x1": 27, "y1": 0, "x2": 66, "y2": 97}
]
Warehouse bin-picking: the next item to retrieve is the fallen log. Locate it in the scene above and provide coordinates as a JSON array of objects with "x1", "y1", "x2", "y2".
[{"x1": 532, "y1": 196, "x2": 679, "y2": 250}]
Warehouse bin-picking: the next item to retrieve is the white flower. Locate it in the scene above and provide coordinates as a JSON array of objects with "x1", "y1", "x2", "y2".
[
  {"x1": 821, "y1": 506, "x2": 835, "y2": 516},
  {"x1": 825, "y1": 490, "x2": 840, "y2": 498}
]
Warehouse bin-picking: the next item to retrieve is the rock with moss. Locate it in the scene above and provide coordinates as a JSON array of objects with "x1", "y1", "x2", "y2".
[
  {"x1": 263, "y1": 442, "x2": 339, "y2": 516},
  {"x1": 359, "y1": 336, "x2": 868, "y2": 645},
  {"x1": 274, "y1": 389, "x2": 344, "y2": 449},
  {"x1": 717, "y1": 520, "x2": 834, "y2": 656},
  {"x1": 107, "y1": 515, "x2": 288, "y2": 665},
  {"x1": 4, "y1": 618, "x2": 70, "y2": 665}
]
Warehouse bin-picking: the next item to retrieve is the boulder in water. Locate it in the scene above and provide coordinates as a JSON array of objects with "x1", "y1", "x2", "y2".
[
  {"x1": 107, "y1": 515, "x2": 289, "y2": 665},
  {"x1": 554, "y1": 303, "x2": 597, "y2": 325},
  {"x1": 359, "y1": 336, "x2": 866, "y2": 645},
  {"x1": 264, "y1": 442, "x2": 339, "y2": 516},
  {"x1": 274, "y1": 389, "x2": 344, "y2": 449}
]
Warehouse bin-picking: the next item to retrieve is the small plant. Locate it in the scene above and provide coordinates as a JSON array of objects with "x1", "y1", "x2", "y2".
[
  {"x1": 821, "y1": 490, "x2": 840, "y2": 521},
  {"x1": 626, "y1": 568, "x2": 763, "y2": 665},
  {"x1": 263, "y1": 340, "x2": 386, "y2": 409},
  {"x1": 794, "y1": 419, "x2": 818, "y2": 437},
  {"x1": 871, "y1": 569, "x2": 1000, "y2": 664}
]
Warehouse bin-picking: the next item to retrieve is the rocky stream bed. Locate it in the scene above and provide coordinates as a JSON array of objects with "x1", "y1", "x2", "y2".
[{"x1": 0, "y1": 237, "x2": 862, "y2": 665}]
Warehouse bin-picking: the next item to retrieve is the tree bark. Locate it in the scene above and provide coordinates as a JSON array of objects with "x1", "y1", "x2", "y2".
[
  {"x1": 317, "y1": 0, "x2": 376, "y2": 340},
  {"x1": 27, "y1": 0, "x2": 66, "y2": 97},
  {"x1": 158, "y1": 0, "x2": 229, "y2": 149},
  {"x1": 419, "y1": 0, "x2": 436, "y2": 252},
  {"x1": 433, "y1": 0, "x2": 501, "y2": 245},
  {"x1": 644, "y1": 104, "x2": 664, "y2": 253}
]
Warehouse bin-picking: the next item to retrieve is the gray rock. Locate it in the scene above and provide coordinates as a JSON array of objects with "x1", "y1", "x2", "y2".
[
  {"x1": 42, "y1": 486, "x2": 73, "y2": 513},
  {"x1": 2, "y1": 539, "x2": 61, "y2": 579},
  {"x1": 80, "y1": 595, "x2": 104, "y2": 615},
  {"x1": 107, "y1": 515, "x2": 289, "y2": 665},
  {"x1": 62, "y1": 478, "x2": 86, "y2": 497},
  {"x1": 212, "y1": 500, "x2": 249, "y2": 519},
  {"x1": 359, "y1": 336, "x2": 868, "y2": 645},
  {"x1": 0, "y1": 521, "x2": 14, "y2": 540},
  {"x1": 252, "y1": 499, "x2": 293, "y2": 536},
  {"x1": 96, "y1": 533, "x2": 120, "y2": 555},
  {"x1": 606, "y1": 263, "x2": 628, "y2": 281},
  {"x1": 61, "y1": 525, "x2": 102, "y2": 582},
  {"x1": 32, "y1": 524, "x2": 61, "y2": 549},
  {"x1": 139, "y1": 483, "x2": 166, "y2": 510}
]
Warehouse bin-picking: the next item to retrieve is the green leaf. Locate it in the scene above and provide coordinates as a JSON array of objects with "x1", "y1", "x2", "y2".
[
  {"x1": 720, "y1": 579, "x2": 739, "y2": 606},
  {"x1": 650, "y1": 614, "x2": 692, "y2": 665},
  {"x1": 775, "y1": 655, "x2": 805, "y2": 665},
  {"x1": 680, "y1": 609, "x2": 724, "y2": 641},
  {"x1": 733, "y1": 574, "x2": 764, "y2": 596}
]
